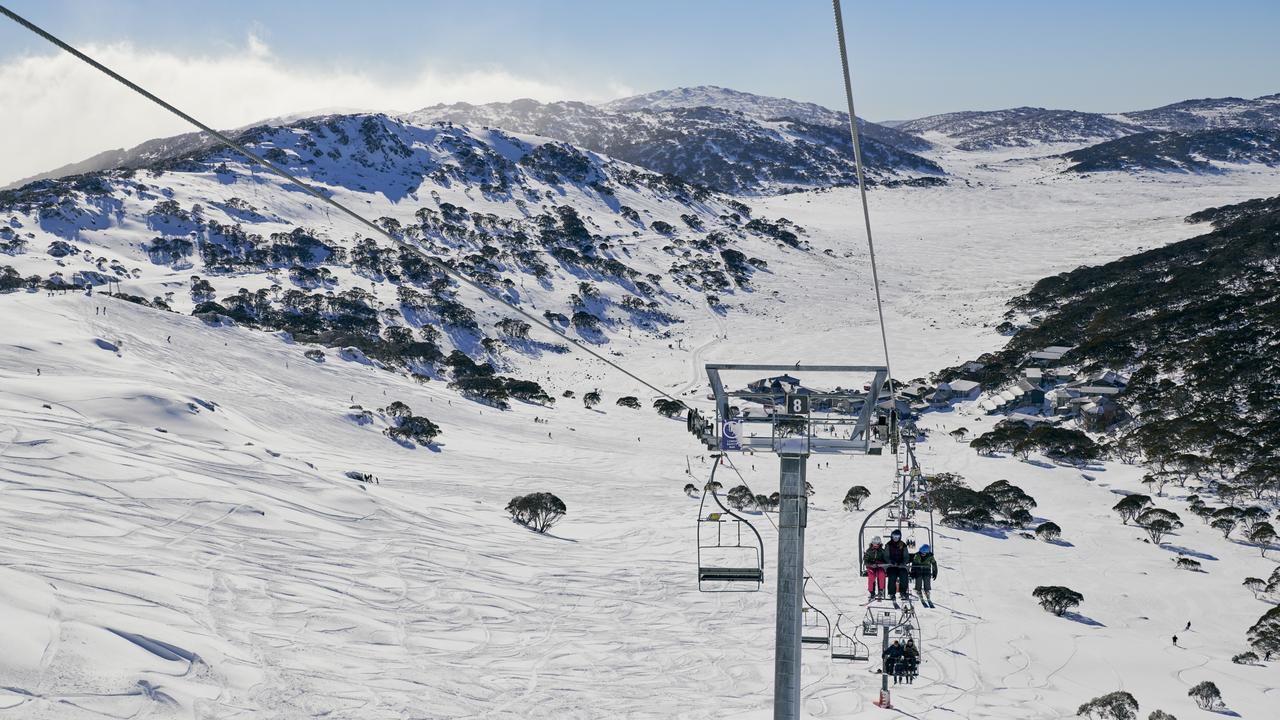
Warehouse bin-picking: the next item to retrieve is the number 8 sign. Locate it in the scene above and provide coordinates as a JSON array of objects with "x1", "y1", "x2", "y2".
[{"x1": 787, "y1": 394, "x2": 810, "y2": 415}]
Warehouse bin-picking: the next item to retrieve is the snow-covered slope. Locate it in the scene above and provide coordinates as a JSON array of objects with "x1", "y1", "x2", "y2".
[
  {"x1": 1119, "y1": 93, "x2": 1280, "y2": 133},
  {"x1": 402, "y1": 99, "x2": 942, "y2": 194},
  {"x1": 0, "y1": 112, "x2": 820, "y2": 376},
  {"x1": 897, "y1": 108, "x2": 1147, "y2": 150},
  {"x1": 4, "y1": 122, "x2": 1280, "y2": 719},
  {"x1": 1062, "y1": 128, "x2": 1280, "y2": 173}
]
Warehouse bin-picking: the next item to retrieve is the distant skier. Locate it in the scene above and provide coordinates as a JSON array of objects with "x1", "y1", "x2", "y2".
[
  {"x1": 885, "y1": 529, "x2": 911, "y2": 603},
  {"x1": 1172, "y1": 635, "x2": 1179, "y2": 646},
  {"x1": 864, "y1": 536, "x2": 887, "y2": 601},
  {"x1": 882, "y1": 640, "x2": 903, "y2": 682},
  {"x1": 1185, "y1": 621, "x2": 1191, "y2": 631},
  {"x1": 911, "y1": 544, "x2": 939, "y2": 608}
]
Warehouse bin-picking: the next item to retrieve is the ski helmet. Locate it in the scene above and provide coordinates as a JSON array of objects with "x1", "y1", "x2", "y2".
[
  {"x1": 871, "y1": 536, "x2": 882, "y2": 544},
  {"x1": 919, "y1": 544, "x2": 931, "y2": 554},
  {"x1": 891, "y1": 529, "x2": 902, "y2": 538}
]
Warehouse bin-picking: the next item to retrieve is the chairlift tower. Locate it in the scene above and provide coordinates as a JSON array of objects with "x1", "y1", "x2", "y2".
[{"x1": 694, "y1": 363, "x2": 889, "y2": 720}]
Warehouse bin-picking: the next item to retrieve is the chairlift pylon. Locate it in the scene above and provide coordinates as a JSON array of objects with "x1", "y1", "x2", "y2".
[{"x1": 696, "y1": 454, "x2": 765, "y2": 592}]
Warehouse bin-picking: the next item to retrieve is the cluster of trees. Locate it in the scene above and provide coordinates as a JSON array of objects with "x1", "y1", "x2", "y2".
[
  {"x1": 1076, "y1": 689, "x2": 1187, "y2": 720},
  {"x1": 380, "y1": 401, "x2": 442, "y2": 446},
  {"x1": 726, "y1": 485, "x2": 780, "y2": 512},
  {"x1": 924, "y1": 473, "x2": 1039, "y2": 530},
  {"x1": 506, "y1": 492, "x2": 567, "y2": 534},
  {"x1": 441, "y1": 351, "x2": 553, "y2": 410},
  {"x1": 1111, "y1": 494, "x2": 1184, "y2": 544},
  {"x1": 970, "y1": 420, "x2": 1101, "y2": 463},
  {"x1": 0, "y1": 227, "x2": 27, "y2": 255},
  {"x1": 1242, "y1": 565, "x2": 1280, "y2": 601},
  {"x1": 653, "y1": 398, "x2": 687, "y2": 418},
  {"x1": 1247, "y1": 605, "x2": 1280, "y2": 661},
  {"x1": 1187, "y1": 495, "x2": 1276, "y2": 552}
]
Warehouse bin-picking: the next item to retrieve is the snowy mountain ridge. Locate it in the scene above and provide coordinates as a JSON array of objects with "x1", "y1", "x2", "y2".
[
  {"x1": 898, "y1": 107, "x2": 1149, "y2": 150},
  {"x1": 401, "y1": 99, "x2": 942, "y2": 194},
  {"x1": 599, "y1": 84, "x2": 933, "y2": 152},
  {"x1": 1118, "y1": 93, "x2": 1280, "y2": 132}
]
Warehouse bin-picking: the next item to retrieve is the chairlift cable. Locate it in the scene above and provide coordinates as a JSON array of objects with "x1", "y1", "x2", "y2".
[
  {"x1": 832, "y1": 0, "x2": 896, "y2": 399},
  {"x1": 0, "y1": 4, "x2": 682, "y2": 404}
]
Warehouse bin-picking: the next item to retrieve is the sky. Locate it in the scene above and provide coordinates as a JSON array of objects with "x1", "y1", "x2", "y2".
[{"x1": 1, "y1": 0, "x2": 1279, "y2": 185}]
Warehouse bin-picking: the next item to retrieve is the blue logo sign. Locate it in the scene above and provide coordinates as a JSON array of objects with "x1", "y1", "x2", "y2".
[{"x1": 720, "y1": 420, "x2": 743, "y2": 451}]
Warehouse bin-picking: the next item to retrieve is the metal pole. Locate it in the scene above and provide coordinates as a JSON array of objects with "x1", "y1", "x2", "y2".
[
  {"x1": 774, "y1": 446, "x2": 808, "y2": 720},
  {"x1": 879, "y1": 626, "x2": 891, "y2": 708}
]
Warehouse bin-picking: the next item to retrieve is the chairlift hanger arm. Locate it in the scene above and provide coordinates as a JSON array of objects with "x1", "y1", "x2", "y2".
[
  {"x1": 697, "y1": 456, "x2": 765, "y2": 579},
  {"x1": 705, "y1": 363, "x2": 888, "y2": 373}
]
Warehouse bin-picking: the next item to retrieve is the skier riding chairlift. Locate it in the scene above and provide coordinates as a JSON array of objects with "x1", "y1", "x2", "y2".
[
  {"x1": 864, "y1": 536, "x2": 887, "y2": 601},
  {"x1": 911, "y1": 544, "x2": 938, "y2": 608},
  {"x1": 885, "y1": 529, "x2": 911, "y2": 603}
]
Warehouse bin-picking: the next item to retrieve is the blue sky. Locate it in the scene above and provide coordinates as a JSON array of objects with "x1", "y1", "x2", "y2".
[
  {"x1": 3, "y1": 0, "x2": 1278, "y2": 118},
  {"x1": 1, "y1": 0, "x2": 1278, "y2": 183}
]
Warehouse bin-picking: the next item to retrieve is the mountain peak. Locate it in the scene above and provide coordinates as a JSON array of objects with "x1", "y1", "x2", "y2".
[{"x1": 602, "y1": 85, "x2": 846, "y2": 127}]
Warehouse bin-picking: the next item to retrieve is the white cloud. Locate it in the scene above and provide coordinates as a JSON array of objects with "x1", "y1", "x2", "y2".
[{"x1": 0, "y1": 36, "x2": 619, "y2": 186}]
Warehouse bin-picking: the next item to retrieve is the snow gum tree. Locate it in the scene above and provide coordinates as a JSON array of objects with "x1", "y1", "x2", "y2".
[
  {"x1": 1187, "y1": 681, "x2": 1223, "y2": 710},
  {"x1": 1112, "y1": 494, "x2": 1152, "y2": 525},
  {"x1": 842, "y1": 485, "x2": 871, "y2": 511},
  {"x1": 1248, "y1": 521, "x2": 1276, "y2": 555},
  {"x1": 1034, "y1": 585, "x2": 1084, "y2": 617},
  {"x1": 1075, "y1": 690, "x2": 1138, "y2": 720},
  {"x1": 726, "y1": 485, "x2": 755, "y2": 511},
  {"x1": 506, "y1": 492, "x2": 567, "y2": 533},
  {"x1": 1136, "y1": 508, "x2": 1182, "y2": 544},
  {"x1": 1035, "y1": 521, "x2": 1062, "y2": 542}
]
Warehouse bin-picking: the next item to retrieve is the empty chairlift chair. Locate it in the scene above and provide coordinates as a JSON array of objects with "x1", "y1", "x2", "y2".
[
  {"x1": 801, "y1": 579, "x2": 831, "y2": 647},
  {"x1": 696, "y1": 457, "x2": 764, "y2": 592},
  {"x1": 831, "y1": 613, "x2": 871, "y2": 661}
]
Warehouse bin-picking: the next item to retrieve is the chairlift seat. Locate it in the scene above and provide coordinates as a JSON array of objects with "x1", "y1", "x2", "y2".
[
  {"x1": 699, "y1": 566, "x2": 764, "y2": 583},
  {"x1": 801, "y1": 634, "x2": 831, "y2": 646},
  {"x1": 833, "y1": 647, "x2": 871, "y2": 661}
]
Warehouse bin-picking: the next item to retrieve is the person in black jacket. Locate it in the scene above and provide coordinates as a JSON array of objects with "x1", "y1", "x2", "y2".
[
  {"x1": 882, "y1": 640, "x2": 903, "y2": 682},
  {"x1": 885, "y1": 529, "x2": 911, "y2": 602},
  {"x1": 900, "y1": 639, "x2": 919, "y2": 683}
]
